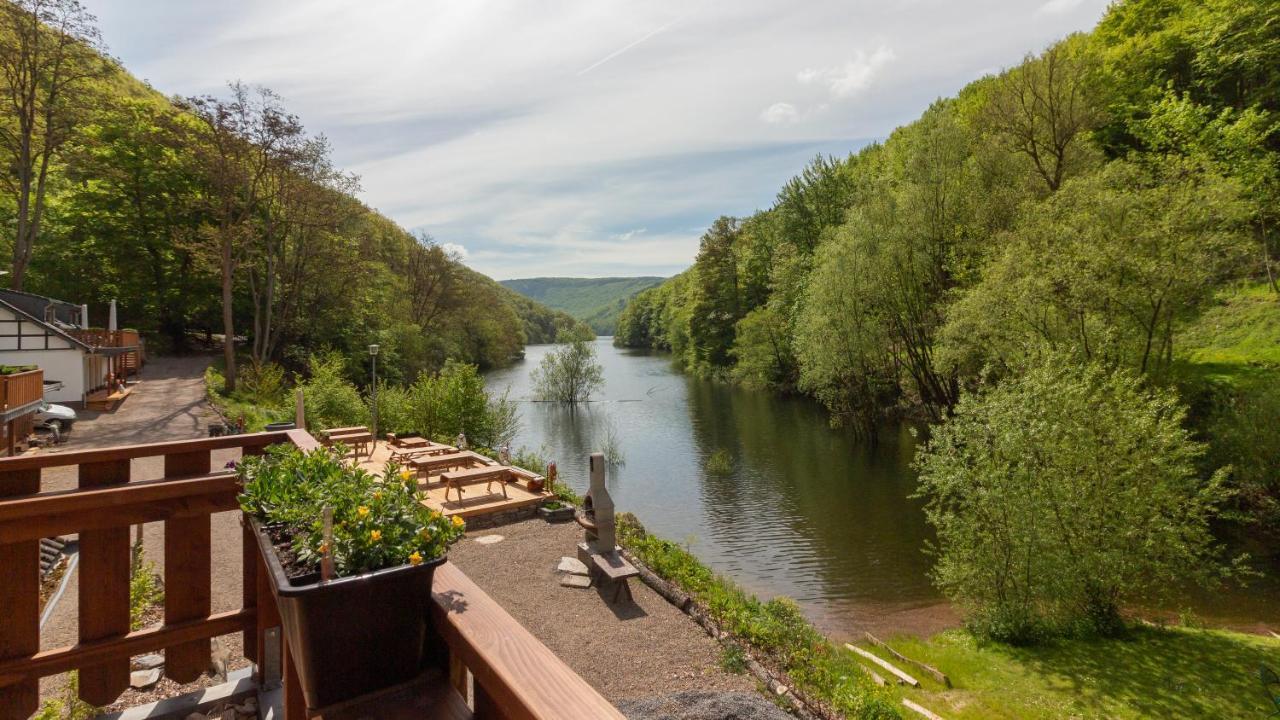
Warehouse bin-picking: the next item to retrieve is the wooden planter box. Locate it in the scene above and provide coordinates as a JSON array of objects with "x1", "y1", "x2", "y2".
[
  {"x1": 249, "y1": 517, "x2": 445, "y2": 711},
  {"x1": 539, "y1": 503, "x2": 576, "y2": 523}
]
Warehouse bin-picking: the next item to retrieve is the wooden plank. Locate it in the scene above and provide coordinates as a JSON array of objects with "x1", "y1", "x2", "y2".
[
  {"x1": 0, "y1": 473, "x2": 239, "y2": 544},
  {"x1": 903, "y1": 698, "x2": 947, "y2": 720},
  {"x1": 865, "y1": 632, "x2": 950, "y2": 687},
  {"x1": 78, "y1": 459, "x2": 132, "y2": 706},
  {"x1": 0, "y1": 431, "x2": 290, "y2": 472},
  {"x1": 313, "y1": 672, "x2": 472, "y2": 720},
  {"x1": 282, "y1": 635, "x2": 307, "y2": 720},
  {"x1": 430, "y1": 562, "x2": 625, "y2": 720},
  {"x1": 846, "y1": 643, "x2": 920, "y2": 687},
  {"x1": 164, "y1": 451, "x2": 213, "y2": 683},
  {"x1": 0, "y1": 467, "x2": 39, "y2": 720},
  {"x1": 241, "y1": 522, "x2": 258, "y2": 663},
  {"x1": 0, "y1": 610, "x2": 252, "y2": 687}
]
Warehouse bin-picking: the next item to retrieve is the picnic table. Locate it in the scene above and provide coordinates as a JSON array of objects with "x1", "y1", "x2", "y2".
[
  {"x1": 325, "y1": 429, "x2": 373, "y2": 457},
  {"x1": 439, "y1": 465, "x2": 511, "y2": 502},
  {"x1": 391, "y1": 441, "x2": 458, "y2": 461},
  {"x1": 322, "y1": 425, "x2": 368, "y2": 438},
  {"x1": 408, "y1": 451, "x2": 490, "y2": 478}
]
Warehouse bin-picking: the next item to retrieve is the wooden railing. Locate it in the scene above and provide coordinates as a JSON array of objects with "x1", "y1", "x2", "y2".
[
  {"x1": 66, "y1": 328, "x2": 136, "y2": 349},
  {"x1": 0, "y1": 430, "x2": 624, "y2": 720},
  {"x1": 0, "y1": 369, "x2": 43, "y2": 413}
]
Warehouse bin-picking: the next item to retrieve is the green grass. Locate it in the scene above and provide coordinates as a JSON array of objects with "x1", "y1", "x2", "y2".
[
  {"x1": 1178, "y1": 281, "x2": 1280, "y2": 386},
  {"x1": 874, "y1": 625, "x2": 1280, "y2": 719},
  {"x1": 203, "y1": 364, "x2": 290, "y2": 432},
  {"x1": 617, "y1": 514, "x2": 900, "y2": 718}
]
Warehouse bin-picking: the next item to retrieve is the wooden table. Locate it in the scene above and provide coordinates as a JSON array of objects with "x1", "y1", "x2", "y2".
[
  {"x1": 409, "y1": 451, "x2": 486, "y2": 478},
  {"x1": 395, "y1": 436, "x2": 432, "y2": 449},
  {"x1": 327, "y1": 430, "x2": 373, "y2": 457}
]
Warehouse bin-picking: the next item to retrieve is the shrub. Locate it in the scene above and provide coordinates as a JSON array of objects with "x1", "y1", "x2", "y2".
[
  {"x1": 301, "y1": 352, "x2": 367, "y2": 432},
  {"x1": 238, "y1": 445, "x2": 464, "y2": 576},
  {"x1": 704, "y1": 448, "x2": 733, "y2": 475},
  {"x1": 915, "y1": 356, "x2": 1241, "y2": 640}
]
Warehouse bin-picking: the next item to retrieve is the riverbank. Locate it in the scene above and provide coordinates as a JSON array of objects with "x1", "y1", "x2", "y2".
[{"x1": 608, "y1": 508, "x2": 1280, "y2": 719}]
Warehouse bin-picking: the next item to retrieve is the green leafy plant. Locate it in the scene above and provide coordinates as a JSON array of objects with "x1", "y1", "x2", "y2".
[
  {"x1": 704, "y1": 448, "x2": 733, "y2": 475},
  {"x1": 238, "y1": 445, "x2": 464, "y2": 577},
  {"x1": 129, "y1": 545, "x2": 164, "y2": 630}
]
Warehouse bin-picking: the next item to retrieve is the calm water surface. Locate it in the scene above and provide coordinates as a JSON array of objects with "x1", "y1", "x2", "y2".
[{"x1": 486, "y1": 339, "x2": 1278, "y2": 640}]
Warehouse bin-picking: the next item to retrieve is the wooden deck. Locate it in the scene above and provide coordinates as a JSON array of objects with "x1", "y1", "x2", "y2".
[
  {"x1": 356, "y1": 441, "x2": 553, "y2": 520},
  {"x1": 85, "y1": 384, "x2": 133, "y2": 411}
]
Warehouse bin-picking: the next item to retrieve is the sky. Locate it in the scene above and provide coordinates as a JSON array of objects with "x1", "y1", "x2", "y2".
[{"x1": 86, "y1": 0, "x2": 1111, "y2": 280}]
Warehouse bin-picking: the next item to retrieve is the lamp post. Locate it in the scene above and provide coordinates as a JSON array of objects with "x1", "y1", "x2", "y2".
[{"x1": 369, "y1": 344, "x2": 380, "y2": 443}]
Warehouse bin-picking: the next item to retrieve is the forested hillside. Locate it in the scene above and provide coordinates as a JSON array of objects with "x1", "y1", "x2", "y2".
[
  {"x1": 501, "y1": 276, "x2": 664, "y2": 334},
  {"x1": 616, "y1": 0, "x2": 1280, "y2": 538},
  {"x1": 0, "y1": 0, "x2": 582, "y2": 392}
]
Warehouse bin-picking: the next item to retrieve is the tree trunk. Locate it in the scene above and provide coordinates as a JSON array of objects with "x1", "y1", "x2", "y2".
[{"x1": 221, "y1": 231, "x2": 237, "y2": 393}]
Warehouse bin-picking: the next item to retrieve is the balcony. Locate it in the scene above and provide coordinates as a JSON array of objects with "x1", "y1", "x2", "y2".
[{"x1": 0, "y1": 430, "x2": 624, "y2": 719}]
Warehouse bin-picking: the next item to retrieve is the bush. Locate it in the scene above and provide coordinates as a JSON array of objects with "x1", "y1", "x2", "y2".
[
  {"x1": 532, "y1": 337, "x2": 603, "y2": 403},
  {"x1": 1201, "y1": 377, "x2": 1280, "y2": 541},
  {"x1": 915, "y1": 356, "x2": 1241, "y2": 640},
  {"x1": 238, "y1": 445, "x2": 464, "y2": 576},
  {"x1": 301, "y1": 352, "x2": 368, "y2": 432}
]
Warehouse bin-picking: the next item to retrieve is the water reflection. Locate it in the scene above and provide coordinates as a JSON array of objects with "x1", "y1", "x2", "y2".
[{"x1": 485, "y1": 338, "x2": 1274, "y2": 639}]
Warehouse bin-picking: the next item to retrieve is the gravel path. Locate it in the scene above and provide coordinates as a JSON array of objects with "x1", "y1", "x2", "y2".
[
  {"x1": 446, "y1": 519, "x2": 759, "y2": 703},
  {"x1": 35, "y1": 355, "x2": 252, "y2": 707}
]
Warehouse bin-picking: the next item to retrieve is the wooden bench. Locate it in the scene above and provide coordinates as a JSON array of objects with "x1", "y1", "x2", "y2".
[
  {"x1": 439, "y1": 466, "x2": 510, "y2": 502},
  {"x1": 321, "y1": 425, "x2": 368, "y2": 438},
  {"x1": 577, "y1": 542, "x2": 640, "y2": 604},
  {"x1": 410, "y1": 451, "x2": 488, "y2": 479},
  {"x1": 325, "y1": 430, "x2": 373, "y2": 457}
]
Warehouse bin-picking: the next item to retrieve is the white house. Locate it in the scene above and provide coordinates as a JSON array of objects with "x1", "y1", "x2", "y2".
[{"x1": 0, "y1": 290, "x2": 140, "y2": 406}]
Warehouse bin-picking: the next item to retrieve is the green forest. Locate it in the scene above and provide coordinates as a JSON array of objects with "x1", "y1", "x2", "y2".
[
  {"x1": 500, "y1": 276, "x2": 665, "y2": 334},
  {"x1": 617, "y1": 0, "x2": 1280, "y2": 548},
  {"x1": 0, "y1": 0, "x2": 583, "y2": 395}
]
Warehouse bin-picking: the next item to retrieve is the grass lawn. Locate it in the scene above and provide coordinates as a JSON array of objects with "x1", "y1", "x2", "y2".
[
  {"x1": 1178, "y1": 281, "x2": 1280, "y2": 386},
  {"x1": 861, "y1": 626, "x2": 1280, "y2": 719}
]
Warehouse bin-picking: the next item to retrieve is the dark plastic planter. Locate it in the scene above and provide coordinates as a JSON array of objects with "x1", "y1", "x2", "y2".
[
  {"x1": 248, "y1": 517, "x2": 445, "y2": 711},
  {"x1": 539, "y1": 503, "x2": 575, "y2": 522}
]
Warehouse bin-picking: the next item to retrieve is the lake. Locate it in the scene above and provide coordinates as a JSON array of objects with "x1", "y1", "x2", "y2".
[{"x1": 486, "y1": 338, "x2": 1278, "y2": 640}]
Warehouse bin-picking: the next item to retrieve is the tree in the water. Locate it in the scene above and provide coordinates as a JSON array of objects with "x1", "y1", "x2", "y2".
[{"x1": 532, "y1": 330, "x2": 603, "y2": 403}]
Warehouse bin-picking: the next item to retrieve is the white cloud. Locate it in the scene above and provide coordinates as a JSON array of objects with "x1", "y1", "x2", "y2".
[
  {"x1": 1039, "y1": 0, "x2": 1087, "y2": 15},
  {"x1": 86, "y1": 0, "x2": 1114, "y2": 278},
  {"x1": 760, "y1": 102, "x2": 800, "y2": 125},
  {"x1": 798, "y1": 45, "x2": 896, "y2": 99},
  {"x1": 441, "y1": 242, "x2": 468, "y2": 261}
]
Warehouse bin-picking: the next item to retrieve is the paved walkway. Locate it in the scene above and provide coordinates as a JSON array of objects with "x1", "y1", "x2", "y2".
[{"x1": 37, "y1": 355, "x2": 252, "y2": 705}]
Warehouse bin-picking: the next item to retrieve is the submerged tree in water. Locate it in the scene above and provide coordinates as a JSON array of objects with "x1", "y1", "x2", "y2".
[{"x1": 532, "y1": 332, "x2": 603, "y2": 404}]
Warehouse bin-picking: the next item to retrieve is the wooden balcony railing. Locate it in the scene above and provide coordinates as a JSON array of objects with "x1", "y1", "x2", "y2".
[
  {"x1": 0, "y1": 430, "x2": 624, "y2": 720},
  {"x1": 0, "y1": 369, "x2": 43, "y2": 413},
  {"x1": 66, "y1": 328, "x2": 137, "y2": 349}
]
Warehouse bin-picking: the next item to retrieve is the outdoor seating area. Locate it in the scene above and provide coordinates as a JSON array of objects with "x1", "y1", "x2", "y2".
[
  {"x1": 0, "y1": 430, "x2": 623, "y2": 720},
  {"x1": 351, "y1": 435, "x2": 555, "y2": 525}
]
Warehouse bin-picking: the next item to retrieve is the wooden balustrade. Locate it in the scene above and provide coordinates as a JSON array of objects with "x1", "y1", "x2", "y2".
[
  {"x1": 0, "y1": 369, "x2": 43, "y2": 413},
  {"x1": 0, "y1": 429, "x2": 625, "y2": 720}
]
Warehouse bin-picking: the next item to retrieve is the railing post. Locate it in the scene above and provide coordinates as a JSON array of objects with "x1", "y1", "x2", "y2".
[
  {"x1": 163, "y1": 450, "x2": 213, "y2": 682},
  {"x1": 0, "y1": 467, "x2": 40, "y2": 720},
  {"x1": 77, "y1": 459, "x2": 132, "y2": 706}
]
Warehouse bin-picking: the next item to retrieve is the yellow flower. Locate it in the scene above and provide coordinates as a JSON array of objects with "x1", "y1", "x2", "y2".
[
  {"x1": 451, "y1": 516, "x2": 464, "y2": 528},
  {"x1": 408, "y1": 551, "x2": 422, "y2": 566},
  {"x1": 370, "y1": 529, "x2": 382, "y2": 542},
  {"x1": 373, "y1": 491, "x2": 383, "y2": 500},
  {"x1": 357, "y1": 505, "x2": 369, "y2": 519},
  {"x1": 419, "y1": 527, "x2": 432, "y2": 540},
  {"x1": 399, "y1": 469, "x2": 414, "y2": 483}
]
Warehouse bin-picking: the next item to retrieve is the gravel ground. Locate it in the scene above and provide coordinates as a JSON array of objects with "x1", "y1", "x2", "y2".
[
  {"x1": 617, "y1": 691, "x2": 794, "y2": 720},
  {"x1": 446, "y1": 518, "x2": 760, "y2": 703},
  {"x1": 35, "y1": 355, "x2": 250, "y2": 708}
]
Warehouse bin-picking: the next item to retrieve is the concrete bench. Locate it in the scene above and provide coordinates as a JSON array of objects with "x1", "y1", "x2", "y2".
[
  {"x1": 577, "y1": 542, "x2": 639, "y2": 604},
  {"x1": 439, "y1": 466, "x2": 511, "y2": 502}
]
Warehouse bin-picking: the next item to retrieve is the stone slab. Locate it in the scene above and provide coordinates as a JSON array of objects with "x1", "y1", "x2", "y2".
[
  {"x1": 135, "y1": 653, "x2": 165, "y2": 670},
  {"x1": 131, "y1": 668, "x2": 161, "y2": 689},
  {"x1": 556, "y1": 556, "x2": 589, "y2": 575},
  {"x1": 474, "y1": 534, "x2": 504, "y2": 545},
  {"x1": 559, "y1": 573, "x2": 592, "y2": 588}
]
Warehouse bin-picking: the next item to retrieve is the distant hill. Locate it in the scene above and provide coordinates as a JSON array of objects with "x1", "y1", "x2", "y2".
[{"x1": 500, "y1": 277, "x2": 665, "y2": 335}]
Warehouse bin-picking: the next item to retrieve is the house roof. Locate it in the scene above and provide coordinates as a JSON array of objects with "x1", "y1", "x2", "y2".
[{"x1": 0, "y1": 298, "x2": 91, "y2": 351}]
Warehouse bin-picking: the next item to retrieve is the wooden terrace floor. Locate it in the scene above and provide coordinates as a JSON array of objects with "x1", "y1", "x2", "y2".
[{"x1": 355, "y1": 440, "x2": 552, "y2": 519}]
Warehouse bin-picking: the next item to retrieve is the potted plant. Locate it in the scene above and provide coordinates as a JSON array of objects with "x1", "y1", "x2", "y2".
[
  {"x1": 539, "y1": 500, "x2": 575, "y2": 522},
  {"x1": 239, "y1": 445, "x2": 464, "y2": 710}
]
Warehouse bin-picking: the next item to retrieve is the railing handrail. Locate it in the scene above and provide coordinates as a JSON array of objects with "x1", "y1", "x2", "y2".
[
  {"x1": 0, "y1": 369, "x2": 43, "y2": 412},
  {"x1": 0, "y1": 427, "x2": 626, "y2": 719}
]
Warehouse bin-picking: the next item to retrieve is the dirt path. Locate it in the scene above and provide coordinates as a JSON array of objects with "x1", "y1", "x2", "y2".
[
  {"x1": 447, "y1": 518, "x2": 758, "y2": 703},
  {"x1": 37, "y1": 355, "x2": 250, "y2": 705}
]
